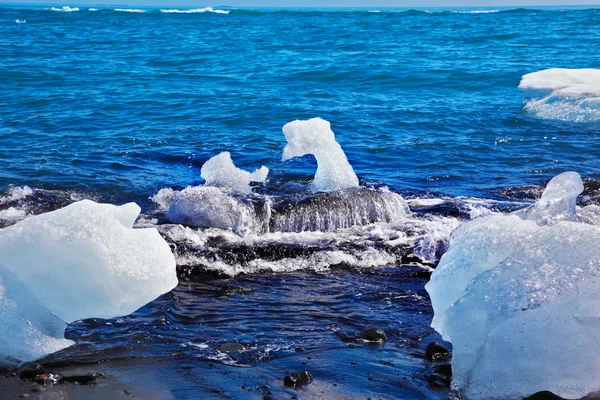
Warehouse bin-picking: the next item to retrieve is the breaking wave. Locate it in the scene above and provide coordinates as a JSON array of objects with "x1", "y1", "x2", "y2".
[{"x1": 160, "y1": 7, "x2": 230, "y2": 14}]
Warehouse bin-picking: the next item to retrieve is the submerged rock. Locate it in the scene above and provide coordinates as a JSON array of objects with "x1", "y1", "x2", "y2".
[
  {"x1": 425, "y1": 342, "x2": 450, "y2": 362},
  {"x1": 216, "y1": 343, "x2": 246, "y2": 353},
  {"x1": 58, "y1": 371, "x2": 100, "y2": 385},
  {"x1": 17, "y1": 363, "x2": 44, "y2": 380},
  {"x1": 283, "y1": 371, "x2": 313, "y2": 389},
  {"x1": 358, "y1": 327, "x2": 387, "y2": 342}
]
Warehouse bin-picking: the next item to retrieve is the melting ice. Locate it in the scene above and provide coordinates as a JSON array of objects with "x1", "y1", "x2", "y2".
[
  {"x1": 519, "y1": 68, "x2": 600, "y2": 122},
  {"x1": 426, "y1": 172, "x2": 600, "y2": 399},
  {"x1": 282, "y1": 118, "x2": 359, "y2": 193},
  {"x1": 0, "y1": 200, "x2": 177, "y2": 365}
]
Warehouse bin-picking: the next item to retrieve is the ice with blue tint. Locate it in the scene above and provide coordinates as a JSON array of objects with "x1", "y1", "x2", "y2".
[
  {"x1": 426, "y1": 172, "x2": 600, "y2": 399},
  {"x1": 519, "y1": 68, "x2": 600, "y2": 122},
  {"x1": 0, "y1": 200, "x2": 177, "y2": 365},
  {"x1": 157, "y1": 152, "x2": 269, "y2": 232},
  {"x1": 201, "y1": 151, "x2": 268, "y2": 195},
  {"x1": 282, "y1": 118, "x2": 360, "y2": 193}
]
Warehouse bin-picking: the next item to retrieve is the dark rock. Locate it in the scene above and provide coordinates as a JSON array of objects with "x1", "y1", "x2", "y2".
[
  {"x1": 216, "y1": 343, "x2": 246, "y2": 353},
  {"x1": 425, "y1": 342, "x2": 450, "y2": 362},
  {"x1": 17, "y1": 363, "x2": 44, "y2": 380},
  {"x1": 284, "y1": 371, "x2": 313, "y2": 389},
  {"x1": 18, "y1": 395, "x2": 30, "y2": 399},
  {"x1": 59, "y1": 371, "x2": 99, "y2": 385},
  {"x1": 524, "y1": 391, "x2": 566, "y2": 400},
  {"x1": 31, "y1": 387, "x2": 46, "y2": 393},
  {"x1": 358, "y1": 327, "x2": 388, "y2": 342},
  {"x1": 433, "y1": 363, "x2": 452, "y2": 376}
]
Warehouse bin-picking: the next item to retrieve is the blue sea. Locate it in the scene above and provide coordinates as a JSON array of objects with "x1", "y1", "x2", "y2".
[{"x1": 1, "y1": 4, "x2": 600, "y2": 399}]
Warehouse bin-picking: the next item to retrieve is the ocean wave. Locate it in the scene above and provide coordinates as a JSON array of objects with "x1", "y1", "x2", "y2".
[
  {"x1": 160, "y1": 7, "x2": 230, "y2": 14},
  {"x1": 519, "y1": 68, "x2": 600, "y2": 123},
  {"x1": 49, "y1": 6, "x2": 79, "y2": 12},
  {"x1": 15, "y1": 19, "x2": 26, "y2": 23},
  {"x1": 452, "y1": 9, "x2": 500, "y2": 14},
  {"x1": 114, "y1": 8, "x2": 146, "y2": 13}
]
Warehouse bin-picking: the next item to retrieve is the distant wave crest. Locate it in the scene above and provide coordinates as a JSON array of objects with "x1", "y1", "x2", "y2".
[
  {"x1": 114, "y1": 8, "x2": 146, "y2": 13},
  {"x1": 160, "y1": 7, "x2": 230, "y2": 14},
  {"x1": 49, "y1": 6, "x2": 79, "y2": 12}
]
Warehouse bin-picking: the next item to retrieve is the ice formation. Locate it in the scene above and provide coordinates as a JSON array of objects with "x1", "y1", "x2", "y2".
[
  {"x1": 200, "y1": 152, "x2": 268, "y2": 195},
  {"x1": 0, "y1": 200, "x2": 177, "y2": 365},
  {"x1": 426, "y1": 172, "x2": 600, "y2": 399},
  {"x1": 271, "y1": 188, "x2": 410, "y2": 232},
  {"x1": 519, "y1": 68, "x2": 600, "y2": 122},
  {"x1": 282, "y1": 118, "x2": 360, "y2": 192},
  {"x1": 157, "y1": 186, "x2": 270, "y2": 234}
]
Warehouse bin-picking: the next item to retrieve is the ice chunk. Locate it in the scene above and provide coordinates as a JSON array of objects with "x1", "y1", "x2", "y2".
[
  {"x1": 271, "y1": 188, "x2": 409, "y2": 232},
  {"x1": 165, "y1": 185, "x2": 269, "y2": 234},
  {"x1": 0, "y1": 200, "x2": 177, "y2": 365},
  {"x1": 519, "y1": 68, "x2": 600, "y2": 122},
  {"x1": 201, "y1": 152, "x2": 268, "y2": 195},
  {"x1": 282, "y1": 118, "x2": 359, "y2": 192},
  {"x1": 522, "y1": 171, "x2": 583, "y2": 224},
  {"x1": 426, "y1": 172, "x2": 600, "y2": 399}
]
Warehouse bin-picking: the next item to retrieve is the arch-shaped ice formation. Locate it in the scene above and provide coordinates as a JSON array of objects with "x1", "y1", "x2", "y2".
[{"x1": 282, "y1": 118, "x2": 359, "y2": 192}]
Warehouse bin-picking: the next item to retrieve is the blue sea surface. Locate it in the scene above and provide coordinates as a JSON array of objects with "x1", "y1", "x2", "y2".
[
  {"x1": 1, "y1": 4, "x2": 600, "y2": 399},
  {"x1": 1, "y1": 5, "x2": 599, "y2": 202}
]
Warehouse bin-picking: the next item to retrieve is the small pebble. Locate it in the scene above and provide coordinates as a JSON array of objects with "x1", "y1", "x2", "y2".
[
  {"x1": 284, "y1": 371, "x2": 313, "y2": 389},
  {"x1": 425, "y1": 342, "x2": 450, "y2": 362},
  {"x1": 358, "y1": 327, "x2": 388, "y2": 342}
]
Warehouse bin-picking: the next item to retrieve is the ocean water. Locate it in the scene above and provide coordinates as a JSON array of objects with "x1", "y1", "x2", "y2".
[{"x1": 1, "y1": 4, "x2": 600, "y2": 399}]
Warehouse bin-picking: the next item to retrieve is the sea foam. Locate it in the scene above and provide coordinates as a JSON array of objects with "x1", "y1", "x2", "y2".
[
  {"x1": 114, "y1": 8, "x2": 146, "y2": 13},
  {"x1": 49, "y1": 6, "x2": 79, "y2": 12},
  {"x1": 519, "y1": 68, "x2": 600, "y2": 122},
  {"x1": 160, "y1": 7, "x2": 230, "y2": 14}
]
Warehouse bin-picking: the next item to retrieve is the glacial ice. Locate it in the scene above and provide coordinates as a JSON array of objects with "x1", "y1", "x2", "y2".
[
  {"x1": 201, "y1": 151, "x2": 269, "y2": 195},
  {"x1": 158, "y1": 186, "x2": 270, "y2": 234},
  {"x1": 0, "y1": 200, "x2": 177, "y2": 365},
  {"x1": 519, "y1": 68, "x2": 600, "y2": 122},
  {"x1": 282, "y1": 118, "x2": 360, "y2": 192},
  {"x1": 426, "y1": 171, "x2": 600, "y2": 399},
  {"x1": 156, "y1": 152, "x2": 269, "y2": 232}
]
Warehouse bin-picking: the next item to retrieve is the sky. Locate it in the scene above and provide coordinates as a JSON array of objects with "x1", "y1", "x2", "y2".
[{"x1": 4, "y1": 0, "x2": 599, "y2": 6}]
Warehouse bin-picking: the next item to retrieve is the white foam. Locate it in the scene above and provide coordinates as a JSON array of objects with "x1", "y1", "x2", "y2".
[
  {"x1": 452, "y1": 9, "x2": 500, "y2": 13},
  {"x1": 49, "y1": 6, "x2": 79, "y2": 12},
  {"x1": 0, "y1": 186, "x2": 33, "y2": 206},
  {"x1": 157, "y1": 210, "x2": 459, "y2": 276},
  {"x1": 88, "y1": 8, "x2": 98, "y2": 11},
  {"x1": 15, "y1": 19, "x2": 26, "y2": 24},
  {"x1": 200, "y1": 152, "x2": 268, "y2": 195},
  {"x1": 0, "y1": 208, "x2": 27, "y2": 221},
  {"x1": 426, "y1": 171, "x2": 600, "y2": 399},
  {"x1": 114, "y1": 8, "x2": 146, "y2": 13},
  {"x1": 160, "y1": 7, "x2": 230, "y2": 14},
  {"x1": 282, "y1": 118, "x2": 359, "y2": 192},
  {"x1": 519, "y1": 68, "x2": 600, "y2": 122},
  {"x1": 0, "y1": 200, "x2": 177, "y2": 365}
]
